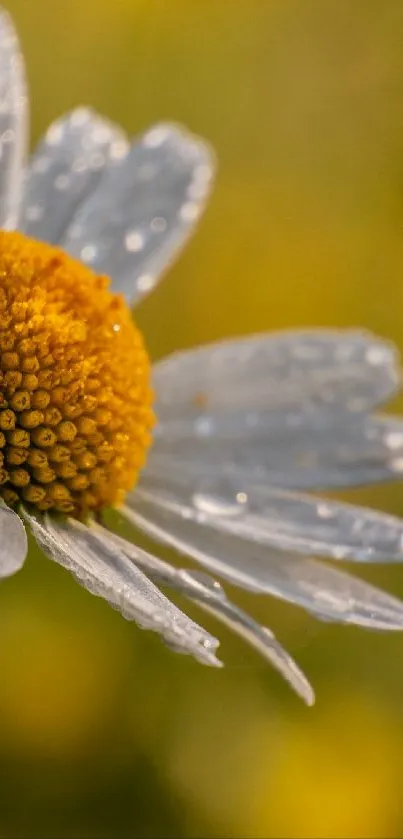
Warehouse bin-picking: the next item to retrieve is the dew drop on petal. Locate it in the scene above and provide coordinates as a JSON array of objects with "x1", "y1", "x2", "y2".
[
  {"x1": 192, "y1": 485, "x2": 249, "y2": 518},
  {"x1": 150, "y1": 216, "x2": 167, "y2": 233},
  {"x1": 136, "y1": 274, "x2": 156, "y2": 293},
  {"x1": 180, "y1": 201, "x2": 200, "y2": 222},
  {"x1": 385, "y1": 432, "x2": 403, "y2": 451},
  {"x1": 81, "y1": 244, "x2": 97, "y2": 263},
  {"x1": 125, "y1": 231, "x2": 144, "y2": 252}
]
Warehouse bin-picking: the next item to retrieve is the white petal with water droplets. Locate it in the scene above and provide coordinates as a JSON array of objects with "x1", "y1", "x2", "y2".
[
  {"x1": 0, "y1": 9, "x2": 27, "y2": 229},
  {"x1": 153, "y1": 330, "x2": 400, "y2": 420},
  {"x1": 136, "y1": 475, "x2": 403, "y2": 562},
  {"x1": 123, "y1": 493, "x2": 403, "y2": 630},
  {"x1": 23, "y1": 509, "x2": 221, "y2": 667},
  {"x1": 61, "y1": 122, "x2": 215, "y2": 304},
  {"x1": 94, "y1": 524, "x2": 314, "y2": 704},
  {"x1": 21, "y1": 108, "x2": 128, "y2": 244},
  {"x1": 0, "y1": 501, "x2": 27, "y2": 578},
  {"x1": 150, "y1": 413, "x2": 403, "y2": 490}
]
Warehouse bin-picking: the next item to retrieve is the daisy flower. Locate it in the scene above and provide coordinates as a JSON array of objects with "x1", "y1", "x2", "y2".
[{"x1": 2, "y1": 9, "x2": 403, "y2": 706}]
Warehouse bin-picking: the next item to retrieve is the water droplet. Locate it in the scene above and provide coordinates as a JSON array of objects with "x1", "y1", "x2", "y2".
[
  {"x1": 81, "y1": 244, "x2": 97, "y2": 263},
  {"x1": 137, "y1": 274, "x2": 155, "y2": 293},
  {"x1": 72, "y1": 156, "x2": 88, "y2": 173},
  {"x1": 390, "y1": 457, "x2": 403, "y2": 473},
  {"x1": 151, "y1": 216, "x2": 167, "y2": 233},
  {"x1": 366, "y1": 346, "x2": 390, "y2": 366},
  {"x1": 46, "y1": 123, "x2": 63, "y2": 146},
  {"x1": 385, "y1": 431, "x2": 403, "y2": 451},
  {"x1": 1, "y1": 128, "x2": 14, "y2": 144},
  {"x1": 125, "y1": 230, "x2": 144, "y2": 252},
  {"x1": 192, "y1": 485, "x2": 248, "y2": 518},
  {"x1": 70, "y1": 108, "x2": 91, "y2": 127},
  {"x1": 184, "y1": 569, "x2": 226, "y2": 598},
  {"x1": 187, "y1": 180, "x2": 209, "y2": 201},
  {"x1": 331, "y1": 546, "x2": 350, "y2": 560},
  {"x1": 109, "y1": 139, "x2": 130, "y2": 161},
  {"x1": 143, "y1": 126, "x2": 171, "y2": 148},
  {"x1": 180, "y1": 201, "x2": 200, "y2": 222},
  {"x1": 202, "y1": 637, "x2": 218, "y2": 650},
  {"x1": 316, "y1": 503, "x2": 334, "y2": 520},
  {"x1": 91, "y1": 125, "x2": 113, "y2": 145}
]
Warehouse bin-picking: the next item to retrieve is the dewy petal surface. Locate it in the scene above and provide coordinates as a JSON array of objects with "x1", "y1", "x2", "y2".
[
  {"x1": 0, "y1": 500, "x2": 27, "y2": 578},
  {"x1": 93, "y1": 523, "x2": 315, "y2": 704},
  {"x1": 150, "y1": 413, "x2": 403, "y2": 491},
  {"x1": 153, "y1": 330, "x2": 401, "y2": 422},
  {"x1": 23, "y1": 509, "x2": 221, "y2": 667},
  {"x1": 60, "y1": 122, "x2": 215, "y2": 304},
  {"x1": 124, "y1": 493, "x2": 403, "y2": 630},
  {"x1": 0, "y1": 9, "x2": 27, "y2": 229},
  {"x1": 21, "y1": 108, "x2": 127, "y2": 245},
  {"x1": 136, "y1": 475, "x2": 403, "y2": 562}
]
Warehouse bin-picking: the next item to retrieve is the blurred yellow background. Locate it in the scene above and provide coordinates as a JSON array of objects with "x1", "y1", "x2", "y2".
[{"x1": 4, "y1": 0, "x2": 403, "y2": 836}]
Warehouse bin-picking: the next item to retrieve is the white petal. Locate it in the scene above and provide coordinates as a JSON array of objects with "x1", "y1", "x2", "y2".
[
  {"x1": 95, "y1": 524, "x2": 314, "y2": 705},
  {"x1": 150, "y1": 413, "x2": 403, "y2": 490},
  {"x1": 136, "y1": 475, "x2": 403, "y2": 562},
  {"x1": 0, "y1": 500, "x2": 27, "y2": 578},
  {"x1": 153, "y1": 329, "x2": 400, "y2": 420},
  {"x1": 0, "y1": 9, "x2": 27, "y2": 229},
  {"x1": 22, "y1": 509, "x2": 221, "y2": 667},
  {"x1": 61, "y1": 122, "x2": 215, "y2": 304},
  {"x1": 21, "y1": 108, "x2": 127, "y2": 244},
  {"x1": 122, "y1": 494, "x2": 403, "y2": 630}
]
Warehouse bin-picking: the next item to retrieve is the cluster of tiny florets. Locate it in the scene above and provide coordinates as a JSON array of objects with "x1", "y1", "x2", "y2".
[{"x1": 0, "y1": 230, "x2": 154, "y2": 516}]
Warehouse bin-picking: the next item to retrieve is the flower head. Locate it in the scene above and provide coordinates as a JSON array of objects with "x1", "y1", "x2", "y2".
[
  {"x1": 0, "y1": 230, "x2": 154, "y2": 514},
  {"x1": 2, "y1": 8, "x2": 403, "y2": 704}
]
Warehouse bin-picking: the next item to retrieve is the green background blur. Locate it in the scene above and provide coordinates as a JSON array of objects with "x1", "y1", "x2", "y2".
[{"x1": 4, "y1": 1, "x2": 403, "y2": 836}]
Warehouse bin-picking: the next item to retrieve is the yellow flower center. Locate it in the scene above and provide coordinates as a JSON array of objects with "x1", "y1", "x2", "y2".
[{"x1": 0, "y1": 230, "x2": 154, "y2": 516}]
